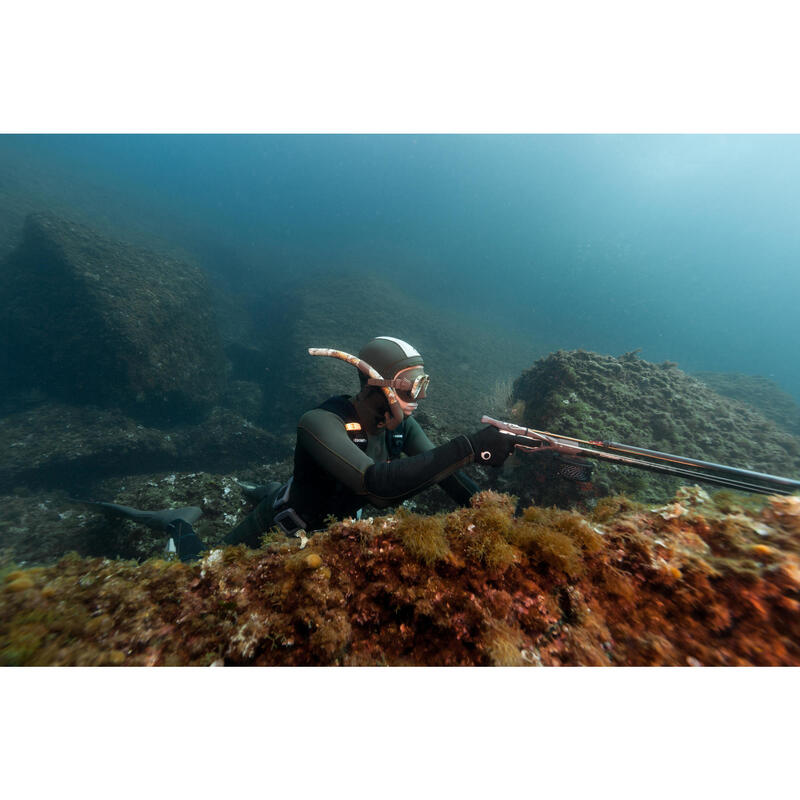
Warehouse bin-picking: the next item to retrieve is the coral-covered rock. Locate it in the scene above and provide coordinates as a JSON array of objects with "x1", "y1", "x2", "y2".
[
  {"x1": 0, "y1": 212, "x2": 227, "y2": 423},
  {"x1": 505, "y1": 350, "x2": 800, "y2": 506},
  {"x1": 3, "y1": 488, "x2": 799, "y2": 666}
]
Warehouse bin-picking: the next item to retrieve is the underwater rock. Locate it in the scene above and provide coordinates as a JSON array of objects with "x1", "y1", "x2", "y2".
[
  {"x1": 224, "y1": 342, "x2": 273, "y2": 385},
  {"x1": 0, "y1": 462, "x2": 293, "y2": 566},
  {"x1": 0, "y1": 212, "x2": 227, "y2": 423},
  {"x1": 0, "y1": 488, "x2": 121, "y2": 567},
  {"x1": 694, "y1": 371, "x2": 800, "y2": 438},
  {"x1": 504, "y1": 350, "x2": 800, "y2": 507},
  {"x1": 189, "y1": 407, "x2": 280, "y2": 469},
  {"x1": 0, "y1": 403, "x2": 176, "y2": 493},
  {"x1": 221, "y1": 380, "x2": 264, "y2": 421},
  {"x1": 2, "y1": 488, "x2": 799, "y2": 666},
  {"x1": 0, "y1": 402, "x2": 279, "y2": 494}
]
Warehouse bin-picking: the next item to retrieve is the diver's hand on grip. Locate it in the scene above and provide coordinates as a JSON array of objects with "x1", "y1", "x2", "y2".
[{"x1": 468, "y1": 426, "x2": 516, "y2": 467}]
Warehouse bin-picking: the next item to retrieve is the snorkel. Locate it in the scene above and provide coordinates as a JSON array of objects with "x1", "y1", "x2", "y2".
[{"x1": 308, "y1": 347, "x2": 406, "y2": 429}]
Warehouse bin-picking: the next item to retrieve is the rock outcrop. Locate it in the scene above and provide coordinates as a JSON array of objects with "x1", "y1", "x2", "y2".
[
  {"x1": 0, "y1": 402, "x2": 280, "y2": 494},
  {"x1": 0, "y1": 213, "x2": 227, "y2": 423},
  {"x1": 503, "y1": 350, "x2": 800, "y2": 506},
  {"x1": 695, "y1": 371, "x2": 800, "y2": 438},
  {"x1": 3, "y1": 489, "x2": 800, "y2": 666}
]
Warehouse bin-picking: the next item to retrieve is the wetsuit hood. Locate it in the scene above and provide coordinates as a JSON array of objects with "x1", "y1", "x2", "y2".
[{"x1": 358, "y1": 337, "x2": 424, "y2": 380}]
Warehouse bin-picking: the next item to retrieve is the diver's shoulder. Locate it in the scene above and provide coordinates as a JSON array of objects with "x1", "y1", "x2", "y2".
[{"x1": 298, "y1": 407, "x2": 348, "y2": 432}]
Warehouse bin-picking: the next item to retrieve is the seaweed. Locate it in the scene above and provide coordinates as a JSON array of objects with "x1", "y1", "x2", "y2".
[
  {"x1": 3, "y1": 486, "x2": 800, "y2": 666},
  {"x1": 482, "y1": 620, "x2": 526, "y2": 666},
  {"x1": 395, "y1": 508, "x2": 451, "y2": 565},
  {"x1": 508, "y1": 506, "x2": 604, "y2": 578},
  {"x1": 453, "y1": 492, "x2": 517, "y2": 571},
  {"x1": 591, "y1": 495, "x2": 646, "y2": 523}
]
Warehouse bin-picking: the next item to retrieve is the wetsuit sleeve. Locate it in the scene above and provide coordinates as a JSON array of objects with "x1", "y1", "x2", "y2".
[
  {"x1": 402, "y1": 416, "x2": 481, "y2": 506},
  {"x1": 297, "y1": 409, "x2": 475, "y2": 507}
]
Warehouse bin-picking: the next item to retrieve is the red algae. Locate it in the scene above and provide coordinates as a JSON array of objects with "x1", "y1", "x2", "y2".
[{"x1": 2, "y1": 488, "x2": 800, "y2": 666}]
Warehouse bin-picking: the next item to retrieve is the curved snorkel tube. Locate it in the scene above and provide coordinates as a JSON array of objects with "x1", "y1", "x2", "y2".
[{"x1": 308, "y1": 347, "x2": 405, "y2": 428}]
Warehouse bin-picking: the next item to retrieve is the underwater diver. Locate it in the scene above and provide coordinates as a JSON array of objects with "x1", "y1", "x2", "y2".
[
  {"x1": 89, "y1": 336, "x2": 515, "y2": 561},
  {"x1": 223, "y1": 336, "x2": 516, "y2": 550},
  {"x1": 81, "y1": 336, "x2": 800, "y2": 562}
]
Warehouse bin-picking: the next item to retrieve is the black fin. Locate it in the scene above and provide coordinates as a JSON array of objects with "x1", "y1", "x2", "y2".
[{"x1": 168, "y1": 519, "x2": 203, "y2": 562}]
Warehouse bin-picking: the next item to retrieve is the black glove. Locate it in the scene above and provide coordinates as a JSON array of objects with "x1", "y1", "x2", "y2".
[{"x1": 468, "y1": 426, "x2": 516, "y2": 467}]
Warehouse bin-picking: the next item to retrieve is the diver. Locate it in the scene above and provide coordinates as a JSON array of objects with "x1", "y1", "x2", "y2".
[
  {"x1": 88, "y1": 336, "x2": 515, "y2": 561},
  {"x1": 224, "y1": 336, "x2": 516, "y2": 549}
]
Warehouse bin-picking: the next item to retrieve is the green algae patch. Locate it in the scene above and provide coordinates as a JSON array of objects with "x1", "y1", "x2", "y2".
[
  {"x1": 4, "y1": 576, "x2": 35, "y2": 593},
  {"x1": 482, "y1": 620, "x2": 526, "y2": 667},
  {"x1": 591, "y1": 495, "x2": 646, "y2": 524},
  {"x1": 449, "y1": 490, "x2": 517, "y2": 571},
  {"x1": 395, "y1": 508, "x2": 451, "y2": 565}
]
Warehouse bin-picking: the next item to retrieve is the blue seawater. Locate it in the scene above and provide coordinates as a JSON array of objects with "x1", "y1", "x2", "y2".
[{"x1": 1, "y1": 133, "x2": 798, "y2": 399}]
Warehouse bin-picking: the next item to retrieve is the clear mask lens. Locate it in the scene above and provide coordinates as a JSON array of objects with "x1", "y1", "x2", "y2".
[
  {"x1": 392, "y1": 368, "x2": 429, "y2": 402},
  {"x1": 410, "y1": 374, "x2": 429, "y2": 399}
]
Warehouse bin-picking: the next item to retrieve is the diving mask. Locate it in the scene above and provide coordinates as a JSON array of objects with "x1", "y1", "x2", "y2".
[
  {"x1": 307, "y1": 346, "x2": 426, "y2": 426},
  {"x1": 367, "y1": 367, "x2": 430, "y2": 403}
]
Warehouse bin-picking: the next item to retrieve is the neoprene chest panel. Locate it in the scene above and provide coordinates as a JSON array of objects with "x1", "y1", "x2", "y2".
[{"x1": 290, "y1": 396, "x2": 478, "y2": 530}]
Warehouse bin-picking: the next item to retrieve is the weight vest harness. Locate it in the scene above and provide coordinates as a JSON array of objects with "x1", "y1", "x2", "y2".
[{"x1": 318, "y1": 394, "x2": 406, "y2": 458}]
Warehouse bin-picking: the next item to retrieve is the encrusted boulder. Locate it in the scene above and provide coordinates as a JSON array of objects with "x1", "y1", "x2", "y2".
[
  {"x1": 0, "y1": 212, "x2": 227, "y2": 423},
  {"x1": 0, "y1": 402, "x2": 280, "y2": 494},
  {"x1": 503, "y1": 350, "x2": 800, "y2": 506},
  {"x1": 694, "y1": 371, "x2": 800, "y2": 438}
]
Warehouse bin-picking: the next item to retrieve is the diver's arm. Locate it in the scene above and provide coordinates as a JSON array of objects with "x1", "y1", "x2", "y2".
[
  {"x1": 297, "y1": 409, "x2": 475, "y2": 505},
  {"x1": 365, "y1": 435, "x2": 474, "y2": 502},
  {"x1": 402, "y1": 416, "x2": 480, "y2": 505}
]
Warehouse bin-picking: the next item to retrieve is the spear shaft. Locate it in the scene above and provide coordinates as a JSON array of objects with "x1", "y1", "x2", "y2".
[{"x1": 481, "y1": 415, "x2": 800, "y2": 496}]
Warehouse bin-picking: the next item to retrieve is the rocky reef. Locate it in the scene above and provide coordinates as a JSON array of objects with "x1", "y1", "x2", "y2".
[
  {"x1": 0, "y1": 402, "x2": 281, "y2": 494},
  {"x1": 2, "y1": 488, "x2": 799, "y2": 666},
  {"x1": 0, "y1": 463, "x2": 294, "y2": 566},
  {"x1": 694, "y1": 370, "x2": 800, "y2": 438},
  {"x1": 504, "y1": 350, "x2": 800, "y2": 507},
  {"x1": 0, "y1": 212, "x2": 227, "y2": 424}
]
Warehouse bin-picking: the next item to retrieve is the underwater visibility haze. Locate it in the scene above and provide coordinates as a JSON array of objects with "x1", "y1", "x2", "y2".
[
  {"x1": 2, "y1": 134, "x2": 800, "y2": 667},
  {"x1": 1, "y1": 133, "x2": 798, "y2": 398}
]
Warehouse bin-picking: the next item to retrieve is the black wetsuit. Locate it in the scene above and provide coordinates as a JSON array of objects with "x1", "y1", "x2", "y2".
[{"x1": 226, "y1": 395, "x2": 479, "y2": 547}]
